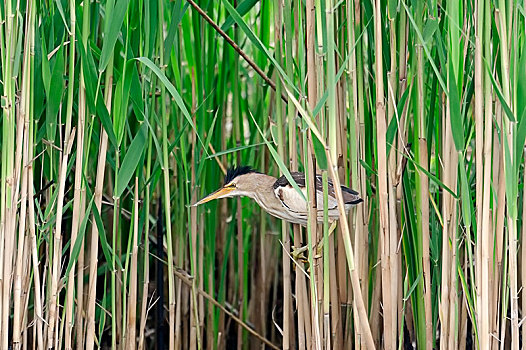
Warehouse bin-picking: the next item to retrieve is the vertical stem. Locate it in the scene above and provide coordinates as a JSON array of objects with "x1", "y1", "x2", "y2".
[
  {"x1": 125, "y1": 177, "x2": 140, "y2": 349},
  {"x1": 158, "y1": 0, "x2": 176, "y2": 346},
  {"x1": 85, "y1": 56, "x2": 114, "y2": 350},
  {"x1": 374, "y1": 0, "x2": 393, "y2": 348},
  {"x1": 273, "y1": 0, "x2": 290, "y2": 348},
  {"x1": 305, "y1": 0, "x2": 321, "y2": 347}
]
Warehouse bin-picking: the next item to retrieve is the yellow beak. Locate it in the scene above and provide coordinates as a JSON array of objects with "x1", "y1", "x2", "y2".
[{"x1": 193, "y1": 186, "x2": 235, "y2": 206}]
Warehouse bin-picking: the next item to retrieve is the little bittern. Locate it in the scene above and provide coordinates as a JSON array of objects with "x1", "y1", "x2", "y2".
[{"x1": 193, "y1": 166, "x2": 362, "y2": 226}]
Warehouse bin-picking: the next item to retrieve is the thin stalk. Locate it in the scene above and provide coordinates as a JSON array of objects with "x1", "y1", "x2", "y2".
[
  {"x1": 322, "y1": 171, "x2": 330, "y2": 349},
  {"x1": 125, "y1": 177, "x2": 140, "y2": 349},
  {"x1": 138, "y1": 131, "x2": 152, "y2": 350},
  {"x1": 48, "y1": 129, "x2": 75, "y2": 348},
  {"x1": 273, "y1": 0, "x2": 291, "y2": 348},
  {"x1": 159, "y1": 0, "x2": 177, "y2": 346},
  {"x1": 85, "y1": 55, "x2": 114, "y2": 350},
  {"x1": 496, "y1": 0, "x2": 519, "y2": 346},
  {"x1": 0, "y1": 0, "x2": 17, "y2": 344},
  {"x1": 305, "y1": 0, "x2": 321, "y2": 347},
  {"x1": 12, "y1": 1, "x2": 34, "y2": 346},
  {"x1": 373, "y1": 0, "x2": 394, "y2": 348}
]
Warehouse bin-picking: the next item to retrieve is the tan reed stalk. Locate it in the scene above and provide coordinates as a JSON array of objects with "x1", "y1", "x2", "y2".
[
  {"x1": 474, "y1": 1, "x2": 484, "y2": 345},
  {"x1": 125, "y1": 177, "x2": 140, "y2": 349},
  {"x1": 305, "y1": 0, "x2": 321, "y2": 348},
  {"x1": 414, "y1": 11, "x2": 433, "y2": 350},
  {"x1": 272, "y1": 0, "x2": 292, "y2": 348},
  {"x1": 373, "y1": 0, "x2": 394, "y2": 348},
  {"x1": 493, "y1": 105, "x2": 506, "y2": 350},
  {"x1": 283, "y1": 1, "x2": 303, "y2": 348},
  {"x1": 324, "y1": 154, "x2": 375, "y2": 350},
  {"x1": 346, "y1": 1, "x2": 367, "y2": 347},
  {"x1": 27, "y1": 113, "x2": 44, "y2": 350},
  {"x1": 85, "y1": 56, "x2": 114, "y2": 350},
  {"x1": 189, "y1": 68, "x2": 199, "y2": 350},
  {"x1": 138, "y1": 123, "x2": 152, "y2": 350},
  {"x1": 439, "y1": 98, "x2": 451, "y2": 349},
  {"x1": 12, "y1": 1, "x2": 34, "y2": 345},
  {"x1": 497, "y1": 2, "x2": 519, "y2": 347},
  {"x1": 47, "y1": 129, "x2": 75, "y2": 348},
  {"x1": 386, "y1": 4, "x2": 403, "y2": 349},
  {"x1": 475, "y1": 0, "x2": 491, "y2": 348},
  {"x1": 74, "y1": 5, "x2": 90, "y2": 350},
  {"x1": 156, "y1": 1, "x2": 177, "y2": 348},
  {"x1": 482, "y1": 4, "x2": 497, "y2": 347}
]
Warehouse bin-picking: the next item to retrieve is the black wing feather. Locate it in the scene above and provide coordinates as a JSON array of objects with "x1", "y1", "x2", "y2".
[{"x1": 273, "y1": 172, "x2": 362, "y2": 205}]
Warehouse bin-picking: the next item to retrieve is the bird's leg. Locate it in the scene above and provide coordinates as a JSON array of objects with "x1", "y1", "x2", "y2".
[
  {"x1": 315, "y1": 221, "x2": 338, "y2": 255},
  {"x1": 291, "y1": 221, "x2": 338, "y2": 260}
]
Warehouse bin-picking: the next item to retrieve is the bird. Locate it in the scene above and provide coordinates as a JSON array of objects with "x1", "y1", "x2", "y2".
[{"x1": 193, "y1": 166, "x2": 363, "y2": 226}]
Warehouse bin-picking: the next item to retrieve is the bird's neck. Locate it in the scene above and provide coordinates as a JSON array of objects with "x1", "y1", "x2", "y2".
[{"x1": 247, "y1": 174, "x2": 277, "y2": 202}]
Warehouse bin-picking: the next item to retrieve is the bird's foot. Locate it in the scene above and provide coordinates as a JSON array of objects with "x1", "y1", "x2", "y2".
[
  {"x1": 291, "y1": 222, "x2": 339, "y2": 260},
  {"x1": 291, "y1": 245, "x2": 309, "y2": 262}
]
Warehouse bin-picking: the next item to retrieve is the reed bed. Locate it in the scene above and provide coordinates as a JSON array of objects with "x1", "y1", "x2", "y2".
[{"x1": 1, "y1": 0, "x2": 526, "y2": 349}]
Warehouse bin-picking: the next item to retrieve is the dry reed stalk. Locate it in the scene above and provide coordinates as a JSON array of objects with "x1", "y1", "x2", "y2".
[
  {"x1": 75, "y1": 6, "x2": 90, "y2": 349},
  {"x1": 306, "y1": 142, "x2": 322, "y2": 349},
  {"x1": 396, "y1": 13, "x2": 408, "y2": 347},
  {"x1": 328, "y1": 239, "x2": 342, "y2": 348},
  {"x1": 324, "y1": 155, "x2": 375, "y2": 349},
  {"x1": 473, "y1": 2, "x2": 486, "y2": 347},
  {"x1": 47, "y1": 129, "x2": 75, "y2": 348},
  {"x1": 346, "y1": 1, "x2": 368, "y2": 347},
  {"x1": 335, "y1": 26, "x2": 348, "y2": 348},
  {"x1": 11, "y1": 93, "x2": 28, "y2": 349},
  {"x1": 496, "y1": 3, "x2": 519, "y2": 347},
  {"x1": 476, "y1": 0, "x2": 492, "y2": 348},
  {"x1": 21, "y1": 237, "x2": 32, "y2": 347},
  {"x1": 444, "y1": 96, "x2": 460, "y2": 349},
  {"x1": 138, "y1": 132, "x2": 152, "y2": 350},
  {"x1": 493, "y1": 105, "x2": 505, "y2": 350},
  {"x1": 85, "y1": 61, "x2": 114, "y2": 350},
  {"x1": 314, "y1": 4, "x2": 325, "y2": 334},
  {"x1": 13, "y1": 3, "x2": 33, "y2": 345},
  {"x1": 285, "y1": 1, "x2": 303, "y2": 347},
  {"x1": 156, "y1": 2, "x2": 176, "y2": 348},
  {"x1": 439, "y1": 97, "x2": 451, "y2": 349},
  {"x1": 447, "y1": 231, "x2": 458, "y2": 350},
  {"x1": 125, "y1": 177, "x2": 140, "y2": 349},
  {"x1": 65, "y1": 115, "x2": 84, "y2": 347},
  {"x1": 188, "y1": 68, "x2": 201, "y2": 350},
  {"x1": 273, "y1": 1, "x2": 292, "y2": 348},
  {"x1": 305, "y1": 0, "x2": 320, "y2": 347},
  {"x1": 0, "y1": 0, "x2": 15, "y2": 341},
  {"x1": 416, "y1": 43, "x2": 433, "y2": 350},
  {"x1": 459, "y1": 273, "x2": 468, "y2": 350},
  {"x1": 373, "y1": 0, "x2": 394, "y2": 348},
  {"x1": 27, "y1": 125, "x2": 44, "y2": 350},
  {"x1": 386, "y1": 9, "x2": 403, "y2": 350},
  {"x1": 62, "y1": 0, "x2": 80, "y2": 344},
  {"x1": 65, "y1": 67, "x2": 86, "y2": 350}
]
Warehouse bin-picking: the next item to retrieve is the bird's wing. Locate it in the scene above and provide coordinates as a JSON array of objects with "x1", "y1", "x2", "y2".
[
  {"x1": 273, "y1": 172, "x2": 362, "y2": 210},
  {"x1": 273, "y1": 172, "x2": 309, "y2": 214}
]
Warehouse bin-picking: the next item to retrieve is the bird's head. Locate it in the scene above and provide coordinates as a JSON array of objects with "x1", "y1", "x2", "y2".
[{"x1": 193, "y1": 166, "x2": 260, "y2": 206}]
